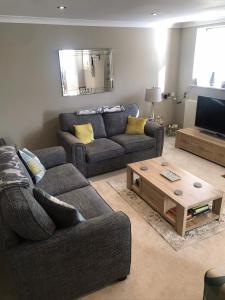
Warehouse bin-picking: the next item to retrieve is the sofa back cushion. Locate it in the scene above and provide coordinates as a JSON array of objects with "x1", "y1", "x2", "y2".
[
  {"x1": 1, "y1": 187, "x2": 56, "y2": 241},
  {"x1": 19, "y1": 158, "x2": 34, "y2": 189},
  {"x1": 0, "y1": 138, "x2": 6, "y2": 146},
  {"x1": 103, "y1": 103, "x2": 139, "y2": 137},
  {"x1": 0, "y1": 202, "x2": 22, "y2": 251},
  {"x1": 59, "y1": 113, "x2": 107, "y2": 139}
]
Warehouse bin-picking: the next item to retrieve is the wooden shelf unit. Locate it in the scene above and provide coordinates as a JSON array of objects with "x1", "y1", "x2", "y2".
[
  {"x1": 175, "y1": 127, "x2": 225, "y2": 167},
  {"x1": 165, "y1": 209, "x2": 219, "y2": 232},
  {"x1": 186, "y1": 211, "x2": 218, "y2": 231}
]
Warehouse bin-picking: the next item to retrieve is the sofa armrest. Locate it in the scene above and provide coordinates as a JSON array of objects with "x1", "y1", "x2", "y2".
[
  {"x1": 57, "y1": 130, "x2": 87, "y2": 176},
  {"x1": 204, "y1": 267, "x2": 225, "y2": 300},
  {"x1": 8, "y1": 212, "x2": 131, "y2": 300},
  {"x1": 145, "y1": 121, "x2": 164, "y2": 156},
  {"x1": 33, "y1": 146, "x2": 66, "y2": 169}
]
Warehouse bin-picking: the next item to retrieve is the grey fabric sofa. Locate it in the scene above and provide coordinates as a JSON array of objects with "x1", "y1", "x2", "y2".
[
  {"x1": 203, "y1": 266, "x2": 225, "y2": 300},
  {"x1": 58, "y1": 103, "x2": 164, "y2": 177},
  {"x1": 0, "y1": 145, "x2": 131, "y2": 300}
]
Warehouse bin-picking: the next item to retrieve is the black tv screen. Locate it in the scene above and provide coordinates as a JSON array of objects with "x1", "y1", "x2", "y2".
[{"x1": 195, "y1": 96, "x2": 225, "y2": 135}]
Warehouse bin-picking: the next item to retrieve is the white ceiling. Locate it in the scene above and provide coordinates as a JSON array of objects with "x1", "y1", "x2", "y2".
[{"x1": 0, "y1": 0, "x2": 225, "y2": 27}]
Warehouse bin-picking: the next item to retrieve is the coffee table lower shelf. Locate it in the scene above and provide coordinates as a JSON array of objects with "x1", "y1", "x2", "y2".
[
  {"x1": 165, "y1": 211, "x2": 219, "y2": 232},
  {"x1": 130, "y1": 181, "x2": 222, "y2": 237}
]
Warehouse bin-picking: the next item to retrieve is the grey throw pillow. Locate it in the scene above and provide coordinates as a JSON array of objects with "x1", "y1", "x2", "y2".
[
  {"x1": 33, "y1": 188, "x2": 85, "y2": 228},
  {"x1": 1, "y1": 187, "x2": 56, "y2": 241}
]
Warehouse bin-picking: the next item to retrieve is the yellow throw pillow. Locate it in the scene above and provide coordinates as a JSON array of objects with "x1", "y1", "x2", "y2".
[
  {"x1": 74, "y1": 123, "x2": 94, "y2": 144},
  {"x1": 126, "y1": 116, "x2": 148, "y2": 135}
]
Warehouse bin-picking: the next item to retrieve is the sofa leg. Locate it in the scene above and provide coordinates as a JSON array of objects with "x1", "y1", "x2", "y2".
[{"x1": 118, "y1": 276, "x2": 127, "y2": 281}]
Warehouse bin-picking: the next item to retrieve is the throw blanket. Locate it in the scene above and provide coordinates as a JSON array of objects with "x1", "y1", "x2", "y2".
[
  {"x1": 76, "y1": 105, "x2": 125, "y2": 115},
  {"x1": 0, "y1": 146, "x2": 29, "y2": 191},
  {"x1": 101, "y1": 105, "x2": 125, "y2": 113}
]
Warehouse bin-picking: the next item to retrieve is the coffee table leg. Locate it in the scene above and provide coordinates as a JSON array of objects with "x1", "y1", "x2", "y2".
[
  {"x1": 212, "y1": 197, "x2": 224, "y2": 221},
  {"x1": 175, "y1": 205, "x2": 187, "y2": 237},
  {"x1": 127, "y1": 167, "x2": 133, "y2": 189}
]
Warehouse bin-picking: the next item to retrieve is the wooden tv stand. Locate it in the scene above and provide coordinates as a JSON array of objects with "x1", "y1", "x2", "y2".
[{"x1": 175, "y1": 128, "x2": 225, "y2": 167}]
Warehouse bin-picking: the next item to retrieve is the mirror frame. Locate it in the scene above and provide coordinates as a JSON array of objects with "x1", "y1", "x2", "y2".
[{"x1": 58, "y1": 48, "x2": 114, "y2": 96}]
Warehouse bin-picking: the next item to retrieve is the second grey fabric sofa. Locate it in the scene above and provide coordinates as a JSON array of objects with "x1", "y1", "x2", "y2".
[
  {"x1": 0, "y1": 145, "x2": 131, "y2": 300},
  {"x1": 203, "y1": 266, "x2": 225, "y2": 300},
  {"x1": 58, "y1": 103, "x2": 164, "y2": 177}
]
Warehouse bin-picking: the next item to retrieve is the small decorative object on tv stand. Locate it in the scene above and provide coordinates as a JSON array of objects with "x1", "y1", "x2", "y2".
[{"x1": 209, "y1": 71, "x2": 215, "y2": 87}]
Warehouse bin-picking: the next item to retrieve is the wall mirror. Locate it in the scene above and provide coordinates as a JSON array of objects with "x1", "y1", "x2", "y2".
[{"x1": 58, "y1": 49, "x2": 113, "y2": 96}]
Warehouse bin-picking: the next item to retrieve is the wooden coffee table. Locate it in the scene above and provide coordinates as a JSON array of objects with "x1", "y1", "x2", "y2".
[{"x1": 127, "y1": 157, "x2": 224, "y2": 236}]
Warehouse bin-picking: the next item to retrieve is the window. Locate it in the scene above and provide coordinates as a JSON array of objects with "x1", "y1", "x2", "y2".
[{"x1": 192, "y1": 26, "x2": 225, "y2": 89}]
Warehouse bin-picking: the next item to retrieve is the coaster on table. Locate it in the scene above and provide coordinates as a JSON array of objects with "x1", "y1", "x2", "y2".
[
  {"x1": 140, "y1": 165, "x2": 148, "y2": 171},
  {"x1": 193, "y1": 182, "x2": 202, "y2": 188},
  {"x1": 161, "y1": 161, "x2": 168, "y2": 166},
  {"x1": 174, "y1": 189, "x2": 183, "y2": 196}
]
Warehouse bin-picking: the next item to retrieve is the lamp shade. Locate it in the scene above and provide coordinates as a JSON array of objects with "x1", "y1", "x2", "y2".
[{"x1": 145, "y1": 87, "x2": 162, "y2": 103}]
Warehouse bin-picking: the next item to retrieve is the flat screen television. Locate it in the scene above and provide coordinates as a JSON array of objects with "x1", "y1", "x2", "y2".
[{"x1": 195, "y1": 96, "x2": 225, "y2": 136}]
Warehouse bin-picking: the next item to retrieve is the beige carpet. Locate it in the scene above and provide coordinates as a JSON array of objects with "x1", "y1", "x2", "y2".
[
  {"x1": 108, "y1": 178, "x2": 225, "y2": 251},
  {"x1": 81, "y1": 136, "x2": 225, "y2": 300}
]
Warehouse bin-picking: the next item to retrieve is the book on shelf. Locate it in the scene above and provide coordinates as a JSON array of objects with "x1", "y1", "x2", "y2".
[
  {"x1": 168, "y1": 204, "x2": 210, "y2": 219},
  {"x1": 189, "y1": 204, "x2": 209, "y2": 216}
]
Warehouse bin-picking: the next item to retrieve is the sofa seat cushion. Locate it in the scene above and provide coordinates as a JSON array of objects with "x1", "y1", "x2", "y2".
[
  {"x1": 111, "y1": 134, "x2": 156, "y2": 153},
  {"x1": 36, "y1": 163, "x2": 89, "y2": 196},
  {"x1": 85, "y1": 138, "x2": 125, "y2": 163},
  {"x1": 57, "y1": 186, "x2": 112, "y2": 219}
]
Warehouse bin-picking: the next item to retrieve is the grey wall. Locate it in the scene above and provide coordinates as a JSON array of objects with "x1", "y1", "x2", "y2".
[
  {"x1": 175, "y1": 25, "x2": 225, "y2": 127},
  {"x1": 175, "y1": 27, "x2": 197, "y2": 127},
  {"x1": 0, "y1": 23, "x2": 180, "y2": 148},
  {"x1": 149, "y1": 28, "x2": 180, "y2": 125}
]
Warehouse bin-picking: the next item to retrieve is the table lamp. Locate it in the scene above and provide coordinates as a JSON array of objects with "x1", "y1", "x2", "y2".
[{"x1": 145, "y1": 87, "x2": 162, "y2": 120}]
